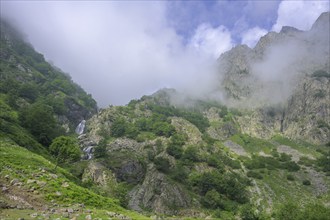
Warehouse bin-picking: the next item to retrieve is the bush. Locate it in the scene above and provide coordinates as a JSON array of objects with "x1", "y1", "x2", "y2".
[
  {"x1": 190, "y1": 170, "x2": 249, "y2": 204},
  {"x1": 302, "y1": 180, "x2": 311, "y2": 186},
  {"x1": 247, "y1": 171, "x2": 263, "y2": 179},
  {"x1": 20, "y1": 101, "x2": 64, "y2": 146},
  {"x1": 170, "y1": 164, "x2": 188, "y2": 183},
  {"x1": 283, "y1": 161, "x2": 300, "y2": 172},
  {"x1": 166, "y1": 144, "x2": 183, "y2": 159},
  {"x1": 49, "y1": 136, "x2": 81, "y2": 170},
  {"x1": 317, "y1": 150, "x2": 330, "y2": 172},
  {"x1": 287, "y1": 174, "x2": 295, "y2": 181},
  {"x1": 201, "y1": 189, "x2": 223, "y2": 209},
  {"x1": 154, "y1": 157, "x2": 170, "y2": 173},
  {"x1": 182, "y1": 146, "x2": 199, "y2": 162}
]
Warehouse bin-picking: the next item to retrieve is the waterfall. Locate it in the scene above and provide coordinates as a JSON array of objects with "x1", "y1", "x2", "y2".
[
  {"x1": 75, "y1": 120, "x2": 86, "y2": 135},
  {"x1": 83, "y1": 146, "x2": 94, "y2": 160}
]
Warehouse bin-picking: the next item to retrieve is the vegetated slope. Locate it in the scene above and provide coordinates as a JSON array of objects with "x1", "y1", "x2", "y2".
[
  {"x1": 0, "y1": 139, "x2": 148, "y2": 220},
  {"x1": 80, "y1": 90, "x2": 329, "y2": 219},
  {"x1": 0, "y1": 18, "x2": 97, "y2": 152},
  {"x1": 78, "y1": 13, "x2": 330, "y2": 218}
]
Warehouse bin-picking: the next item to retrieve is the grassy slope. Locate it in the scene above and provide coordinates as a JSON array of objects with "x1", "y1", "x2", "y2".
[
  {"x1": 0, "y1": 139, "x2": 149, "y2": 219},
  {"x1": 228, "y1": 134, "x2": 330, "y2": 212}
]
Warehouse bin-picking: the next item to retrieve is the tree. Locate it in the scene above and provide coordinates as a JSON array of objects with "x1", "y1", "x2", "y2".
[
  {"x1": 49, "y1": 136, "x2": 81, "y2": 170},
  {"x1": 20, "y1": 101, "x2": 64, "y2": 146}
]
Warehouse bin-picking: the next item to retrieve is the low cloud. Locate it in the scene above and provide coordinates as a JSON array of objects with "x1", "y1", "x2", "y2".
[
  {"x1": 1, "y1": 1, "x2": 227, "y2": 107},
  {"x1": 188, "y1": 23, "x2": 233, "y2": 58},
  {"x1": 272, "y1": 0, "x2": 329, "y2": 32},
  {"x1": 241, "y1": 27, "x2": 267, "y2": 48},
  {"x1": 1, "y1": 1, "x2": 328, "y2": 108}
]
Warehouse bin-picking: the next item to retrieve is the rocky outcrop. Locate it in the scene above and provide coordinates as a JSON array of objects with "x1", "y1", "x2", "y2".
[
  {"x1": 128, "y1": 165, "x2": 191, "y2": 215},
  {"x1": 282, "y1": 75, "x2": 330, "y2": 144},
  {"x1": 82, "y1": 161, "x2": 117, "y2": 187},
  {"x1": 216, "y1": 12, "x2": 330, "y2": 144},
  {"x1": 171, "y1": 117, "x2": 203, "y2": 146}
]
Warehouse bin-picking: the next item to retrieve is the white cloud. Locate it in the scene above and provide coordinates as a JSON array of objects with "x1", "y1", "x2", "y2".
[
  {"x1": 241, "y1": 26, "x2": 268, "y2": 48},
  {"x1": 272, "y1": 0, "x2": 329, "y2": 32},
  {"x1": 189, "y1": 23, "x2": 233, "y2": 58},
  {"x1": 1, "y1": 1, "x2": 231, "y2": 107}
]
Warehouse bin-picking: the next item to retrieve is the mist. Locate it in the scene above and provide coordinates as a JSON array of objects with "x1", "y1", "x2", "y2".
[
  {"x1": 1, "y1": 1, "x2": 328, "y2": 108},
  {"x1": 247, "y1": 19, "x2": 329, "y2": 107},
  {"x1": 1, "y1": 1, "x2": 233, "y2": 107}
]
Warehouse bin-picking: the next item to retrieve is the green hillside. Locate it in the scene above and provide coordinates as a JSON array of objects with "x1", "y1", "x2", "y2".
[{"x1": 0, "y1": 19, "x2": 97, "y2": 150}]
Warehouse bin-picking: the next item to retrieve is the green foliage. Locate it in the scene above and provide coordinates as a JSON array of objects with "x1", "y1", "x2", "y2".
[
  {"x1": 317, "y1": 150, "x2": 330, "y2": 172},
  {"x1": 18, "y1": 83, "x2": 39, "y2": 101},
  {"x1": 152, "y1": 121, "x2": 175, "y2": 137},
  {"x1": 20, "y1": 101, "x2": 64, "y2": 146},
  {"x1": 166, "y1": 134, "x2": 186, "y2": 159},
  {"x1": 240, "y1": 204, "x2": 260, "y2": 220},
  {"x1": 49, "y1": 136, "x2": 81, "y2": 169},
  {"x1": 170, "y1": 164, "x2": 188, "y2": 183},
  {"x1": 167, "y1": 144, "x2": 183, "y2": 159},
  {"x1": 247, "y1": 171, "x2": 263, "y2": 179},
  {"x1": 275, "y1": 201, "x2": 330, "y2": 220},
  {"x1": 286, "y1": 174, "x2": 295, "y2": 181},
  {"x1": 0, "y1": 141, "x2": 131, "y2": 214},
  {"x1": 94, "y1": 139, "x2": 108, "y2": 158},
  {"x1": 154, "y1": 157, "x2": 170, "y2": 173},
  {"x1": 201, "y1": 189, "x2": 224, "y2": 209},
  {"x1": 231, "y1": 134, "x2": 274, "y2": 153},
  {"x1": 243, "y1": 154, "x2": 300, "y2": 172},
  {"x1": 111, "y1": 117, "x2": 128, "y2": 137},
  {"x1": 317, "y1": 120, "x2": 330, "y2": 129},
  {"x1": 190, "y1": 170, "x2": 249, "y2": 205},
  {"x1": 148, "y1": 104, "x2": 210, "y2": 132},
  {"x1": 302, "y1": 180, "x2": 311, "y2": 186},
  {"x1": 182, "y1": 146, "x2": 200, "y2": 163}
]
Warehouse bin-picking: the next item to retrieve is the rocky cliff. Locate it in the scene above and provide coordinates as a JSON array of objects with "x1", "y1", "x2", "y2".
[{"x1": 217, "y1": 12, "x2": 330, "y2": 144}]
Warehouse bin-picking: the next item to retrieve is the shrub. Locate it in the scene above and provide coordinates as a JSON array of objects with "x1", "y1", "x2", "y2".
[
  {"x1": 201, "y1": 189, "x2": 223, "y2": 209},
  {"x1": 302, "y1": 180, "x2": 311, "y2": 186},
  {"x1": 49, "y1": 136, "x2": 81, "y2": 170},
  {"x1": 247, "y1": 171, "x2": 263, "y2": 179},
  {"x1": 182, "y1": 146, "x2": 199, "y2": 162},
  {"x1": 154, "y1": 157, "x2": 170, "y2": 173},
  {"x1": 287, "y1": 174, "x2": 295, "y2": 181},
  {"x1": 167, "y1": 144, "x2": 183, "y2": 159}
]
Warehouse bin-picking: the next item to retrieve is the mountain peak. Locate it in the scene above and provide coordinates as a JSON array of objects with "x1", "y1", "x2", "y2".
[
  {"x1": 311, "y1": 11, "x2": 330, "y2": 32},
  {"x1": 280, "y1": 26, "x2": 302, "y2": 34}
]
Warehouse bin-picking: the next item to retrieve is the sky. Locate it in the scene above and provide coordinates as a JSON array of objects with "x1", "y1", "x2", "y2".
[{"x1": 1, "y1": 0, "x2": 329, "y2": 107}]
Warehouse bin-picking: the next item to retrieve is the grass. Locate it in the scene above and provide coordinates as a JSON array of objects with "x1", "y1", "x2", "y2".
[
  {"x1": 230, "y1": 134, "x2": 275, "y2": 154},
  {"x1": 271, "y1": 135, "x2": 322, "y2": 158},
  {"x1": 0, "y1": 139, "x2": 149, "y2": 219}
]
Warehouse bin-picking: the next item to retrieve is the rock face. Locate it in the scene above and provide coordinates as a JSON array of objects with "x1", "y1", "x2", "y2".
[
  {"x1": 82, "y1": 161, "x2": 117, "y2": 187},
  {"x1": 128, "y1": 165, "x2": 191, "y2": 215},
  {"x1": 282, "y1": 75, "x2": 330, "y2": 144},
  {"x1": 217, "y1": 12, "x2": 330, "y2": 144}
]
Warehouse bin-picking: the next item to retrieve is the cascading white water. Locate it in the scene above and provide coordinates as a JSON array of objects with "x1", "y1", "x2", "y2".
[
  {"x1": 83, "y1": 146, "x2": 93, "y2": 160},
  {"x1": 75, "y1": 120, "x2": 86, "y2": 135}
]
